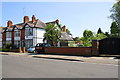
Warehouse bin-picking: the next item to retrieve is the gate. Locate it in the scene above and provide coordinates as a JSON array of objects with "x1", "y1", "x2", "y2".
[{"x1": 99, "y1": 37, "x2": 120, "y2": 55}]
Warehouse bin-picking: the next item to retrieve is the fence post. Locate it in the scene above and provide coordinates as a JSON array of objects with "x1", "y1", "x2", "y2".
[{"x1": 92, "y1": 40, "x2": 99, "y2": 56}]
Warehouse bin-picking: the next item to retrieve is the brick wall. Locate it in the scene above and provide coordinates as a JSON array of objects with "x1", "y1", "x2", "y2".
[
  {"x1": 20, "y1": 29, "x2": 25, "y2": 41},
  {"x1": 91, "y1": 40, "x2": 99, "y2": 56},
  {"x1": 19, "y1": 29, "x2": 25, "y2": 53},
  {"x1": 45, "y1": 47, "x2": 92, "y2": 56},
  {"x1": 43, "y1": 40, "x2": 99, "y2": 56},
  {"x1": 2, "y1": 32, "x2": 6, "y2": 47},
  {"x1": 12, "y1": 31, "x2": 14, "y2": 45}
]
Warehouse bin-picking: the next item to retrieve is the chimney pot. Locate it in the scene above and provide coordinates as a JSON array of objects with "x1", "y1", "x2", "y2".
[
  {"x1": 24, "y1": 16, "x2": 29, "y2": 23},
  {"x1": 32, "y1": 15, "x2": 36, "y2": 23},
  {"x1": 56, "y1": 19, "x2": 59, "y2": 24},
  {"x1": 62, "y1": 25, "x2": 66, "y2": 32},
  {"x1": 7, "y1": 20, "x2": 12, "y2": 27}
]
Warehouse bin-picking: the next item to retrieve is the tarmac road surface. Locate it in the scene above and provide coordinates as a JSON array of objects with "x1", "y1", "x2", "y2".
[{"x1": 2, "y1": 55, "x2": 118, "y2": 78}]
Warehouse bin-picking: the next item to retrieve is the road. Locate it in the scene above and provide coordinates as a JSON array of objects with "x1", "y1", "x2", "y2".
[{"x1": 2, "y1": 55, "x2": 118, "y2": 78}]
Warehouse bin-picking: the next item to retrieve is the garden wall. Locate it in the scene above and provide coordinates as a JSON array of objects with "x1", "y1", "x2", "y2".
[
  {"x1": 44, "y1": 47, "x2": 92, "y2": 56},
  {"x1": 44, "y1": 40, "x2": 99, "y2": 56}
]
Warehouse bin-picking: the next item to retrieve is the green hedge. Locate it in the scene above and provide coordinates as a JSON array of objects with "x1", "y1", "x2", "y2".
[{"x1": 2, "y1": 48, "x2": 9, "y2": 52}]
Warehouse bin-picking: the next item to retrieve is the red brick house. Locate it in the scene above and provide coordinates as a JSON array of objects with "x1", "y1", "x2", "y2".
[
  {"x1": 2, "y1": 15, "x2": 73, "y2": 52},
  {"x1": 2, "y1": 15, "x2": 46, "y2": 52}
]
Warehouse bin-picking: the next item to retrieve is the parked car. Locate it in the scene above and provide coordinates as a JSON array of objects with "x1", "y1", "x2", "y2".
[
  {"x1": 35, "y1": 43, "x2": 51, "y2": 53},
  {"x1": 27, "y1": 47, "x2": 35, "y2": 53}
]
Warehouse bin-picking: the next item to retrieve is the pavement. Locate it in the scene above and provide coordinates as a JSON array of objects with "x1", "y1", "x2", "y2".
[{"x1": 0, "y1": 52, "x2": 119, "y2": 65}]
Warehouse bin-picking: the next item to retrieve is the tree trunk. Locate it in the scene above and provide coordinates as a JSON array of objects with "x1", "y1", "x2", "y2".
[{"x1": 52, "y1": 41, "x2": 56, "y2": 47}]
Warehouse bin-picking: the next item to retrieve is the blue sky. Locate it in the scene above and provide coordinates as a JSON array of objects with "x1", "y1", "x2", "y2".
[{"x1": 1, "y1": 2, "x2": 116, "y2": 37}]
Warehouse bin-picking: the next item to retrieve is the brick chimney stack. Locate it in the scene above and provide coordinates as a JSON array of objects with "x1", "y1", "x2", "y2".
[
  {"x1": 32, "y1": 15, "x2": 36, "y2": 23},
  {"x1": 7, "y1": 20, "x2": 12, "y2": 27},
  {"x1": 56, "y1": 19, "x2": 59, "y2": 24},
  {"x1": 24, "y1": 16, "x2": 29, "y2": 23},
  {"x1": 62, "y1": 25, "x2": 66, "y2": 32}
]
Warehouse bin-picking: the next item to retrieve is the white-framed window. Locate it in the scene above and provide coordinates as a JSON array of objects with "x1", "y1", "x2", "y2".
[
  {"x1": 6, "y1": 32, "x2": 11, "y2": 38},
  {"x1": 25, "y1": 27, "x2": 33, "y2": 36},
  {"x1": 6, "y1": 40, "x2": 12, "y2": 44},
  {"x1": 25, "y1": 39, "x2": 33, "y2": 48},
  {"x1": 14, "y1": 29, "x2": 20, "y2": 37},
  {"x1": 14, "y1": 40, "x2": 20, "y2": 48},
  {"x1": 29, "y1": 28, "x2": 33, "y2": 36}
]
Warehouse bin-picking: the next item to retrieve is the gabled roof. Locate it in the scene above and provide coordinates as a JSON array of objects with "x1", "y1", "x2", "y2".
[
  {"x1": 1, "y1": 27, "x2": 7, "y2": 33},
  {"x1": 3, "y1": 19, "x2": 46, "y2": 31},
  {"x1": 46, "y1": 21, "x2": 56, "y2": 25},
  {"x1": 3, "y1": 25, "x2": 15, "y2": 32},
  {"x1": 7, "y1": 27, "x2": 13, "y2": 31},
  {"x1": 34, "y1": 19, "x2": 46, "y2": 28},
  {"x1": 46, "y1": 20, "x2": 61, "y2": 29},
  {"x1": 15, "y1": 19, "x2": 46, "y2": 29},
  {"x1": 15, "y1": 23, "x2": 25, "y2": 29},
  {"x1": 60, "y1": 32, "x2": 73, "y2": 41}
]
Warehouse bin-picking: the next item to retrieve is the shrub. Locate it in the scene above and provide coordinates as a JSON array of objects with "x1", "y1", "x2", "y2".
[{"x1": 2, "y1": 45, "x2": 9, "y2": 52}]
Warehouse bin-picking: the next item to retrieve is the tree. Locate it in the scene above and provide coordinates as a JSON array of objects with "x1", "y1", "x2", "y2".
[
  {"x1": 93, "y1": 33, "x2": 107, "y2": 40},
  {"x1": 110, "y1": 1, "x2": 120, "y2": 37},
  {"x1": 104, "y1": 32, "x2": 110, "y2": 37},
  {"x1": 80, "y1": 30, "x2": 94, "y2": 47},
  {"x1": 83, "y1": 30, "x2": 93, "y2": 38},
  {"x1": 80, "y1": 36, "x2": 92, "y2": 47},
  {"x1": 66, "y1": 29, "x2": 72, "y2": 36},
  {"x1": 73, "y1": 37, "x2": 79, "y2": 41},
  {"x1": 110, "y1": 22, "x2": 117, "y2": 34},
  {"x1": 110, "y1": 1, "x2": 120, "y2": 28},
  {"x1": 110, "y1": 22, "x2": 120, "y2": 37},
  {"x1": 43, "y1": 23, "x2": 61, "y2": 46},
  {"x1": 80, "y1": 30, "x2": 107, "y2": 47},
  {"x1": 97, "y1": 28, "x2": 103, "y2": 34}
]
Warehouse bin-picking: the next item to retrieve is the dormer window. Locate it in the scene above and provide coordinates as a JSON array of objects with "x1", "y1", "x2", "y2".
[
  {"x1": 14, "y1": 28, "x2": 20, "y2": 37},
  {"x1": 6, "y1": 31, "x2": 11, "y2": 38}
]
